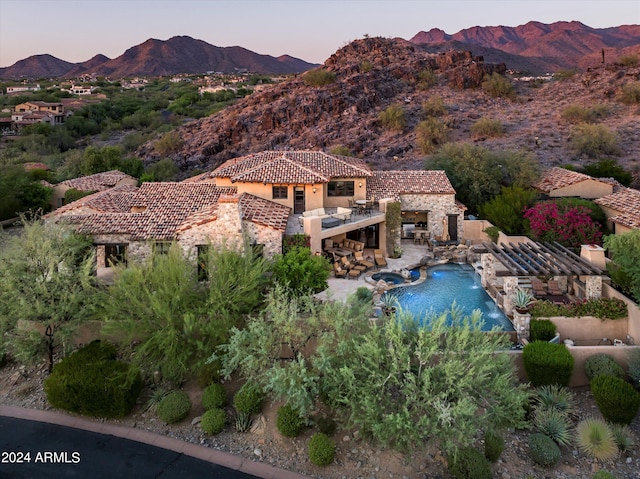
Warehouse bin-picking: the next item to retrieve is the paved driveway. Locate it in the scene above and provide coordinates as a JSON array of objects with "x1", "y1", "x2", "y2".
[{"x1": 0, "y1": 407, "x2": 309, "y2": 479}]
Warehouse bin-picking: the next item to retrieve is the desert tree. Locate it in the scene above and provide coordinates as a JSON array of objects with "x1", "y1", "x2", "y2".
[
  {"x1": 479, "y1": 186, "x2": 538, "y2": 235},
  {"x1": 0, "y1": 218, "x2": 98, "y2": 370}
]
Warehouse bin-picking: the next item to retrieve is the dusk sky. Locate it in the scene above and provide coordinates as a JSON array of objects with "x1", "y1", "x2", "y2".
[{"x1": 1, "y1": 0, "x2": 638, "y2": 68}]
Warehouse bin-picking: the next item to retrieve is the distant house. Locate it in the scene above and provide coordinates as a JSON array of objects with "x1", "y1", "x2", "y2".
[
  {"x1": 6, "y1": 84, "x2": 41, "y2": 94},
  {"x1": 595, "y1": 188, "x2": 640, "y2": 235},
  {"x1": 51, "y1": 170, "x2": 138, "y2": 210},
  {"x1": 12, "y1": 101, "x2": 65, "y2": 126},
  {"x1": 533, "y1": 167, "x2": 615, "y2": 199}
]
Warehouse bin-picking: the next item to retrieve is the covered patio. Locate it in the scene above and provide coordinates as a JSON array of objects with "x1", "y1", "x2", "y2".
[{"x1": 480, "y1": 240, "x2": 607, "y2": 314}]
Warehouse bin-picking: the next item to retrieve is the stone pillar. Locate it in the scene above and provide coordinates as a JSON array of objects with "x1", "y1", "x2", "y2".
[
  {"x1": 555, "y1": 276, "x2": 567, "y2": 294},
  {"x1": 480, "y1": 253, "x2": 494, "y2": 288},
  {"x1": 581, "y1": 244, "x2": 606, "y2": 270},
  {"x1": 513, "y1": 310, "x2": 531, "y2": 343},
  {"x1": 503, "y1": 276, "x2": 519, "y2": 314},
  {"x1": 585, "y1": 275, "x2": 603, "y2": 299},
  {"x1": 217, "y1": 194, "x2": 244, "y2": 252}
]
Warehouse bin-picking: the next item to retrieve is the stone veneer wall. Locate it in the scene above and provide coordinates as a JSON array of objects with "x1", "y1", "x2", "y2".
[
  {"x1": 92, "y1": 234, "x2": 151, "y2": 266},
  {"x1": 398, "y1": 193, "x2": 462, "y2": 239}
]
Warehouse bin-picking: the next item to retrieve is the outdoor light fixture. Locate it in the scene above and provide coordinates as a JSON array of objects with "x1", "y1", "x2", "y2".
[
  {"x1": 359, "y1": 181, "x2": 363, "y2": 188},
  {"x1": 312, "y1": 186, "x2": 317, "y2": 194}
]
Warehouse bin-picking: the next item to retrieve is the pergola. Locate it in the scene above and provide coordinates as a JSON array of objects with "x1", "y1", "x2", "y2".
[{"x1": 484, "y1": 241, "x2": 604, "y2": 277}]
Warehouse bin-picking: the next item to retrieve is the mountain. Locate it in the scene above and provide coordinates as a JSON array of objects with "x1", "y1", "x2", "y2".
[
  {"x1": 411, "y1": 21, "x2": 640, "y2": 72},
  {"x1": 137, "y1": 36, "x2": 640, "y2": 185},
  {"x1": 0, "y1": 36, "x2": 318, "y2": 80}
]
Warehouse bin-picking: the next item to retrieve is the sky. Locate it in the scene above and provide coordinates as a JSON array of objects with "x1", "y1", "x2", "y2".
[{"x1": 1, "y1": 0, "x2": 639, "y2": 68}]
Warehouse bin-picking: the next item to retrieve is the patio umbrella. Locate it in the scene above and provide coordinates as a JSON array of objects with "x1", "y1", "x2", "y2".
[{"x1": 441, "y1": 216, "x2": 449, "y2": 241}]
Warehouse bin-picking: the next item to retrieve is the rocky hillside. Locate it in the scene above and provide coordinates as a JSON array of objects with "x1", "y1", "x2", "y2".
[
  {"x1": 411, "y1": 21, "x2": 640, "y2": 73},
  {"x1": 140, "y1": 36, "x2": 640, "y2": 184},
  {"x1": 0, "y1": 36, "x2": 317, "y2": 80}
]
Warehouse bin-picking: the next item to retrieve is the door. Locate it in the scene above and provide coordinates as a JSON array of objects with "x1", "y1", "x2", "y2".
[
  {"x1": 294, "y1": 187, "x2": 305, "y2": 214},
  {"x1": 447, "y1": 214, "x2": 458, "y2": 242}
]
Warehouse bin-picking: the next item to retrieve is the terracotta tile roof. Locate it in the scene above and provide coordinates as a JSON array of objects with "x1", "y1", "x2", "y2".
[
  {"x1": 54, "y1": 184, "x2": 138, "y2": 215},
  {"x1": 212, "y1": 151, "x2": 372, "y2": 184},
  {"x1": 533, "y1": 167, "x2": 604, "y2": 193},
  {"x1": 595, "y1": 188, "x2": 640, "y2": 229},
  {"x1": 366, "y1": 170, "x2": 455, "y2": 200},
  {"x1": 60, "y1": 170, "x2": 136, "y2": 192},
  {"x1": 239, "y1": 193, "x2": 291, "y2": 231}
]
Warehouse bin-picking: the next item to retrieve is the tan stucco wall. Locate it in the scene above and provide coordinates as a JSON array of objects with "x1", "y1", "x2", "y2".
[
  {"x1": 548, "y1": 180, "x2": 613, "y2": 199},
  {"x1": 539, "y1": 316, "x2": 629, "y2": 344},
  {"x1": 463, "y1": 219, "x2": 494, "y2": 244},
  {"x1": 602, "y1": 282, "x2": 640, "y2": 344}
]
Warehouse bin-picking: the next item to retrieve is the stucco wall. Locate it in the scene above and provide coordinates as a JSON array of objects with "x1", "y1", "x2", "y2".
[
  {"x1": 548, "y1": 180, "x2": 613, "y2": 199},
  {"x1": 462, "y1": 219, "x2": 494, "y2": 244}
]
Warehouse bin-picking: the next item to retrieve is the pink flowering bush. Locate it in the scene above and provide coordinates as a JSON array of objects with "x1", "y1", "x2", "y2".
[{"x1": 524, "y1": 202, "x2": 602, "y2": 249}]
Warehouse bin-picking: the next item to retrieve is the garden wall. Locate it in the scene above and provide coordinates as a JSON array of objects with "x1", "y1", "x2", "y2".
[
  {"x1": 542, "y1": 316, "x2": 628, "y2": 344},
  {"x1": 509, "y1": 345, "x2": 638, "y2": 387},
  {"x1": 602, "y1": 282, "x2": 640, "y2": 344}
]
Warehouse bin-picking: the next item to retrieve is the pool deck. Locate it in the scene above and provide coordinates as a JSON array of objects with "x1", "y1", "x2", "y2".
[{"x1": 315, "y1": 241, "x2": 430, "y2": 303}]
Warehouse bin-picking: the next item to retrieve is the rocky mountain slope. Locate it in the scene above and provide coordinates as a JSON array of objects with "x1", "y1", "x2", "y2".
[
  {"x1": 0, "y1": 36, "x2": 318, "y2": 80},
  {"x1": 140, "y1": 36, "x2": 640, "y2": 184},
  {"x1": 411, "y1": 21, "x2": 640, "y2": 73}
]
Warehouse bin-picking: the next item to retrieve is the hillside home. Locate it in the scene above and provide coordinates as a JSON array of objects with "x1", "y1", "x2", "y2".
[
  {"x1": 51, "y1": 170, "x2": 138, "y2": 209},
  {"x1": 52, "y1": 150, "x2": 464, "y2": 273},
  {"x1": 595, "y1": 187, "x2": 640, "y2": 235},
  {"x1": 12, "y1": 101, "x2": 65, "y2": 126},
  {"x1": 533, "y1": 167, "x2": 616, "y2": 199}
]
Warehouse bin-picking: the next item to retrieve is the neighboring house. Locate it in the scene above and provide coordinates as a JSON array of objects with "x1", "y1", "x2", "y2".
[
  {"x1": 12, "y1": 101, "x2": 65, "y2": 126},
  {"x1": 6, "y1": 85, "x2": 41, "y2": 94},
  {"x1": 51, "y1": 170, "x2": 138, "y2": 210},
  {"x1": 595, "y1": 187, "x2": 640, "y2": 235},
  {"x1": 533, "y1": 167, "x2": 616, "y2": 199},
  {"x1": 52, "y1": 150, "x2": 463, "y2": 271}
]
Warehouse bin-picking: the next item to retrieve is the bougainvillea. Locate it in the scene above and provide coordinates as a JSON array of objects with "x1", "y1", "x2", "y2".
[{"x1": 524, "y1": 202, "x2": 602, "y2": 249}]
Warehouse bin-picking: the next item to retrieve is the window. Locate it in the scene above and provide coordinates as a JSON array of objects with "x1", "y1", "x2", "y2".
[
  {"x1": 154, "y1": 242, "x2": 171, "y2": 255},
  {"x1": 105, "y1": 244, "x2": 127, "y2": 267},
  {"x1": 197, "y1": 245, "x2": 209, "y2": 281},
  {"x1": 272, "y1": 186, "x2": 288, "y2": 199},
  {"x1": 327, "y1": 181, "x2": 354, "y2": 197}
]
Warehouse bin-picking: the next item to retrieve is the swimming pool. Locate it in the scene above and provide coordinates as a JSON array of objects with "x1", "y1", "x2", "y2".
[
  {"x1": 383, "y1": 263, "x2": 514, "y2": 332},
  {"x1": 371, "y1": 269, "x2": 420, "y2": 284}
]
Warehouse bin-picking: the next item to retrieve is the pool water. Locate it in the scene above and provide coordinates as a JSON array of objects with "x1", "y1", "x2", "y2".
[
  {"x1": 371, "y1": 269, "x2": 420, "y2": 284},
  {"x1": 384, "y1": 263, "x2": 514, "y2": 332}
]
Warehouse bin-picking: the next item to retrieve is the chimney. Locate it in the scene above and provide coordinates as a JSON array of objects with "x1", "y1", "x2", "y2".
[{"x1": 580, "y1": 244, "x2": 606, "y2": 270}]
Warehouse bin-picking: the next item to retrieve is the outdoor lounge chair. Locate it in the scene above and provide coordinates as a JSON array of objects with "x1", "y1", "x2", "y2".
[
  {"x1": 547, "y1": 280, "x2": 562, "y2": 296},
  {"x1": 531, "y1": 278, "x2": 547, "y2": 297},
  {"x1": 354, "y1": 251, "x2": 375, "y2": 271},
  {"x1": 333, "y1": 262, "x2": 347, "y2": 278},
  {"x1": 341, "y1": 256, "x2": 366, "y2": 274},
  {"x1": 374, "y1": 249, "x2": 387, "y2": 268}
]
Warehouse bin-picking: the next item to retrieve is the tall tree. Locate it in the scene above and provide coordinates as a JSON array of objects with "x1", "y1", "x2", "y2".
[{"x1": 0, "y1": 219, "x2": 97, "y2": 370}]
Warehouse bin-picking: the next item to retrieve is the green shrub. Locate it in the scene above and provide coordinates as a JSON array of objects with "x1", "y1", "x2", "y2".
[
  {"x1": 528, "y1": 433, "x2": 561, "y2": 466},
  {"x1": 593, "y1": 472, "x2": 617, "y2": 479},
  {"x1": 561, "y1": 104, "x2": 610, "y2": 124},
  {"x1": 276, "y1": 404, "x2": 306, "y2": 437},
  {"x1": 418, "y1": 68, "x2": 437, "y2": 89},
  {"x1": 533, "y1": 384, "x2": 575, "y2": 415},
  {"x1": 315, "y1": 416, "x2": 337, "y2": 436},
  {"x1": 576, "y1": 417, "x2": 617, "y2": 461},
  {"x1": 234, "y1": 411, "x2": 253, "y2": 432},
  {"x1": 618, "y1": 54, "x2": 639, "y2": 67},
  {"x1": 157, "y1": 391, "x2": 192, "y2": 424},
  {"x1": 448, "y1": 446, "x2": 492, "y2": 479},
  {"x1": 590, "y1": 375, "x2": 640, "y2": 424},
  {"x1": 44, "y1": 341, "x2": 142, "y2": 418},
  {"x1": 533, "y1": 408, "x2": 572, "y2": 446},
  {"x1": 628, "y1": 347, "x2": 640, "y2": 390},
  {"x1": 354, "y1": 286, "x2": 373, "y2": 304},
  {"x1": 415, "y1": 117, "x2": 448, "y2": 154},
  {"x1": 308, "y1": 433, "x2": 335, "y2": 466},
  {"x1": 530, "y1": 319, "x2": 557, "y2": 342},
  {"x1": 202, "y1": 383, "x2": 227, "y2": 410},
  {"x1": 471, "y1": 118, "x2": 504, "y2": 138},
  {"x1": 570, "y1": 123, "x2": 620, "y2": 158},
  {"x1": 531, "y1": 297, "x2": 627, "y2": 320},
  {"x1": 584, "y1": 354, "x2": 625, "y2": 381},
  {"x1": 610, "y1": 423, "x2": 635, "y2": 452},
  {"x1": 197, "y1": 360, "x2": 221, "y2": 388},
  {"x1": 422, "y1": 96, "x2": 447, "y2": 117},
  {"x1": 233, "y1": 381, "x2": 265, "y2": 415},
  {"x1": 379, "y1": 104, "x2": 406, "y2": 131},
  {"x1": 619, "y1": 82, "x2": 640, "y2": 105},
  {"x1": 483, "y1": 226, "x2": 500, "y2": 243},
  {"x1": 201, "y1": 408, "x2": 226, "y2": 435},
  {"x1": 303, "y1": 69, "x2": 336, "y2": 87},
  {"x1": 482, "y1": 72, "x2": 514, "y2": 99},
  {"x1": 523, "y1": 341, "x2": 574, "y2": 387},
  {"x1": 483, "y1": 430, "x2": 504, "y2": 463}
]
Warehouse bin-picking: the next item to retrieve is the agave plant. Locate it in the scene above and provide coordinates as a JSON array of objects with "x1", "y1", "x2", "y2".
[
  {"x1": 576, "y1": 417, "x2": 618, "y2": 461},
  {"x1": 533, "y1": 408, "x2": 572, "y2": 447},
  {"x1": 235, "y1": 411, "x2": 253, "y2": 433},
  {"x1": 609, "y1": 423, "x2": 636, "y2": 453},
  {"x1": 533, "y1": 384, "x2": 575, "y2": 416},
  {"x1": 513, "y1": 288, "x2": 534, "y2": 311}
]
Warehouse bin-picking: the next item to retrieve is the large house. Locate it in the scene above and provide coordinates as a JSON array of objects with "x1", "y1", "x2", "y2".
[
  {"x1": 532, "y1": 167, "x2": 616, "y2": 199},
  {"x1": 52, "y1": 150, "x2": 464, "y2": 270},
  {"x1": 595, "y1": 188, "x2": 640, "y2": 235},
  {"x1": 51, "y1": 170, "x2": 138, "y2": 210}
]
